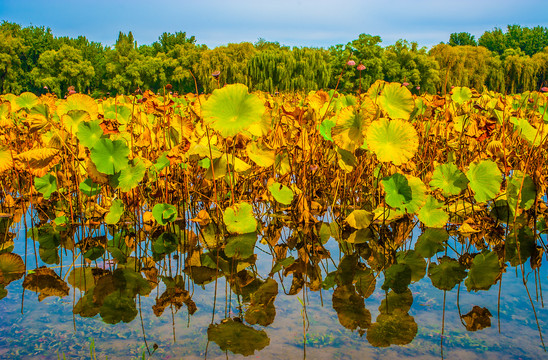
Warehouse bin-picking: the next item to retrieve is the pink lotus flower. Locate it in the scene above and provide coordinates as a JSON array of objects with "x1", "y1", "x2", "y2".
[
  {"x1": 357, "y1": 64, "x2": 365, "y2": 71},
  {"x1": 346, "y1": 60, "x2": 356, "y2": 66},
  {"x1": 402, "y1": 82, "x2": 409, "y2": 87},
  {"x1": 541, "y1": 86, "x2": 548, "y2": 92},
  {"x1": 212, "y1": 70, "x2": 220, "y2": 79},
  {"x1": 43, "y1": 86, "x2": 48, "y2": 89},
  {"x1": 416, "y1": 86, "x2": 420, "y2": 90}
]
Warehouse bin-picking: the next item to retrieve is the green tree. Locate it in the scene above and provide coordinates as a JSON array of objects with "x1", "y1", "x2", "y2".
[{"x1": 448, "y1": 32, "x2": 477, "y2": 46}]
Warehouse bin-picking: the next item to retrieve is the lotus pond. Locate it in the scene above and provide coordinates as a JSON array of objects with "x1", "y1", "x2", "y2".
[{"x1": 0, "y1": 82, "x2": 548, "y2": 359}]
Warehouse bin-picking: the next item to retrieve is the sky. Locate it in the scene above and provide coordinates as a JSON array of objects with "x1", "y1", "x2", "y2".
[{"x1": 1, "y1": 0, "x2": 548, "y2": 49}]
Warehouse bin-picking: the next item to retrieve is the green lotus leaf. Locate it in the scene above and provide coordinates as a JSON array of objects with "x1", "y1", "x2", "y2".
[
  {"x1": 332, "y1": 285, "x2": 372, "y2": 331},
  {"x1": 103, "y1": 104, "x2": 132, "y2": 124},
  {"x1": 99, "y1": 292, "x2": 138, "y2": 324},
  {"x1": 505, "y1": 227, "x2": 536, "y2": 266},
  {"x1": 104, "y1": 199, "x2": 124, "y2": 225},
  {"x1": 418, "y1": 196, "x2": 448, "y2": 228},
  {"x1": 355, "y1": 268, "x2": 376, "y2": 298},
  {"x1": 111, "y1": 158, "x2": 147, "y2": 192},
  {"x1": 77, "y1": 120, "x2": 104, "y2": 149},
  {"x1": 15, "y1": 92, "x2": 39, "y2": 111},
  {"x1": 415, "y1": 228, "x2": 448, "y2": 258},
  {"x1": 107, "y1": 232, "x2": 129, "y2": 263},
  {"x1": 466, "y1": 160, "x2": 502, "y2": 203},
  {"x1": 67, "y1": 267, "x2": 95, "y2": 291},
  {"x1": 152, "y1": 203, "x2": 178, "y2": 226},
  {"x1": 207, "y1": 319, "x2": 270, "y2": 356},
  {"x1": 117, "y1": 268, "x2": 152, "y2": 296},
  {"x1": 490, "y1": 199, "x2": 512, "y2": 223},
  {"x1": 79, "y1": 178, "x2": 101, "y2": 196},
  {"x1": 451, "y1": 87, "x2": 473, "y2": 104},
  {"x1": 246, "y1": 142, "x2": 275, "y2": 168},
  {"x1": 34, "y1": 173, "x2": 57, "y2": 199},
  {"x1": 511, "y1": 116, "x2": 548, "y2": 146},
  {"x1": 429, "y1": 162, "x2": 469, "y2": 197},
  {"x1": 382, "y1": 173, "x2": 412, "y2": 208},
  {"x1": 367, "y1": 309, "x2": 418, "y2": 347},
  {"x1": 223, "y1": 202, "x2": 257, "y2": 234},
  {"x1": 465, "y1": 251, "x2": 501, "y2": 292},
  {"x1": 73, "y1": 289, "x2": 100, "y2": 318},
  {"x1": 428, "y1": 256, "x2": 467, "y2": 291},
  {"x1": 0, "y1": 253, "x2": 25, "y2": 285},
  {"x1": 367, "y1": 118, "x2": 418, "y2": 165},
  {"x1": 319, "y1": 118, "x2": 335, "y2": 141},
  {"x1": 202, "y1": 84, "x2": 265, "y2": 138},
  {"x1": 61, "y1": 109, "x2": 91, "y2": 134},
  {"x1": 84, "y1": 247, "x2": 105, "y2": 261},
  {"x1": 396, "y1": 250, "x2": 426, "y2": 282},
  {"x1": 331, "y1": 106, "x2": 370, "y2": 152},
  {"x1": 507, "y1": 171, "x2": 536, "y2": 213},
  {"x1": 225, "y1": 232, "x2": 257, "y2": 259},
  {"x1": 345, "y1": 210, "x2": 373, "y2": 230},
  {"x1": 90, "y1": 138, "x2": 130, "y2": 175},
  {"x1": 267, "y1": 182, "x2": 294, "y2": 205},
  {"x1": 382, "y1": 263, "x2": 412, "y2": 294},
  {"x1": 378, "y1": 82, "x2": 415, "y2": 119},
  {"x1": 379, "y1": 288, "x2": 413, "y2": 314}
]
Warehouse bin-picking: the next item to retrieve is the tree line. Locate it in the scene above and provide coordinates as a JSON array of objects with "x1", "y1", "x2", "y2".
[{"x1": 1, "y1": 21, "x2": 547, "y2": 97}]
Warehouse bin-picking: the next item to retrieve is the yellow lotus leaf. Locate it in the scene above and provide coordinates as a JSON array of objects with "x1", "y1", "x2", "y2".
[
  {"x1": 366, "y1": 118, "x2": 418, "y2": 165},
  {"x1": 0, "y1": 147, "x2": 14, "y2": 173},
  {"x1": 0, "y1": 101, "x2": 12, "y2": 128},
  {"x1": 14, "y1": 148, "x2": 61, "y2": 177},
  {"x1": 57, "y1": 93, "x2": 98, "y2": 120}
]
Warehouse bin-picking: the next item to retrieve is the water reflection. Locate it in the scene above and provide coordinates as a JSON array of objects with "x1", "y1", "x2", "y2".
[{"x1": 0, "y1": 207, "x2": 547, "y2": 359}]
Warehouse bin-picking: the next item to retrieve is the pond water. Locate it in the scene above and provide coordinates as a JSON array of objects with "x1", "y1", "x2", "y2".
[{"x1": 0, "y1": 208, "x2": 547, "y2": 360}]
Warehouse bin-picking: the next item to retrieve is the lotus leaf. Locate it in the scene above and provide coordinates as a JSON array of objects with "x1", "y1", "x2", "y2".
[
  {"x1": 0, "y1": 253, "x2": 25, "y2": 285},
  {"x1": 61, "y1": 109, "x2": 91, "y2": 134},
  {"x1": 429, "y1": 162, "x2": 469, "y2": 197},
  {"x1": 57, "y1": 93, "x2": 98, "y2": 119},
  {"x1": 379, "y1": 288, "x2": 413, "y2": 314},
  {"x1": 347, "y1": 228, "x2": 374, "y2": 244},
  {"x1": 245, "y1": 278, "x2": 278, "y2": 326},
  {"x1": 90, "y1": 138, "x2": 130, "y2": 175},
  {"x1": 0, "y1": 147, "x2": 13, "y2": 173},
  {"x1": 354, "y1": 268, "x2": 376, "y2": 298},
  {"x1": 462, "y1": 306, "x2": 492, "y2": 331},
  {"x1": 382, "y1": 263, "x2": 412, "y2": 294},
  {"x1": 22, "y1": 266, "x2": 69, "y2": 301},
  {"x1": 428, "y1": 256, "x2": 467, "y2": 291},
  {"x1": 465, "y1": 251, "x2": 501, "y2": 292},
  {"x1": 418, "y1": 196, "x2": 448, "y2": 228},
  {"x1": 246, "y1": 142, "x2": 275, "y2": 168},
  {"x1": 79, "y1": 178, "x2": 101, "y2": 196},
  {"x1": 345, "y1": 210, "x2": 373, "y2": 230},
  {"x1": 507, "y1": 171, "x2": 536, "y2": 212},
  {"x1": 466, "y1": 160, "x2": 502, "y2": 203},
  {"x1": 184, "y1": 266, "x2": 221, "y2": 285},
  {"x1": 367, "y1": 309, "x2": 417, "y2": 347},
  {"x1": 511, "y1": 116, "x2": 548, "y2": 146},
  {"x1": 15, "y1": 92, "x2": 39, "y2": 111},
  {"x1": 207, "y1": 319, "x2": 269, "y2": 356},
  {"x1": 367, "y1": 118, "x2": 418, "y2": 165},
  {"x1": 378, "y1": 82, "x2": 415, "y2": 119},
  {"x1": 223, "y1": 202, "x2": 257, "y2": 234},
  {"x1": 451, "y1": 87, "x2": 473, "y2": 104},
  {"x1": 415, "y1": 228, "x2": 448, "y2": 258},
  {"x1": 153, "y1": 232, "x2": 179, "y2": 256},
  {"x1": 152, "y1": 203, "x2": 177, "y2": 225},
  {"x1": 99, "y1": 292, "x2": 138, "y2": 324},
  {"x1": 202, "y1": 84, "x2": 265, "y2": 138},
  {"x1": 267, "y1": 182, "x2": 294, "y2": 205},
  {"x1": 34, "y1": 173, "x2": 57, "y2": 199},
  {"x1": 67, "y1": 267, "x2": 95, "y2": 291},
  {"x1": 225, "y1": 232, "x2": 257, "y2": 259},
  {"x1": 331, "y1": 106, "x2": 370, "y2": 152},
  {"x1": 104, "y1": 199, "x2": 124, "y2": 225},
  {"x1": 505, "y1": 227, "x2": 536, "y2": 266},
  {"x1": 382, "y1": 173, "x2": 412, "y2": 208},
  {"x1": 336, "y1": 147, "x2": 357, "y2": 172},
  {"x1": 77, "y1": 120, "x2": 104, "y2": 149},
  {"x1": 153, "y1": 286, "x2": 197, "y2": 317},
  {"x1": 332, "y1": 285, "x2": 371, "y2": 332},
  {"x1": 396, "y1": 250, "x2": 426, "y2": 282},
  {"x1": 110, "y1": 159, "x2": 147, "y2": 192},
  {"x1": 319, "y1": 118, "x2": 335, "y2": 141}
]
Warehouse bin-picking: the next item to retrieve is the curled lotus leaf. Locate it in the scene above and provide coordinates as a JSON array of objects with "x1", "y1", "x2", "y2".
[
  {"x1": 57, "y1": 93, "x2": 98, "y2": 119},
  {"x1": 14, "y1": 148, "x2": 60, "y2": 177},
  {"x1": 110, "y1": 158, "x2": 147, "y2": 192},
  {"x1": 461, "y1": 306, "x2": 492, "y2": 331},
  {"x1": 223, "y1": 202, "x2": 257, "y2": 234},
  {"x1": 152, "y1": 286, "x2": 197, "y2": 317},
  {"x1": 79, "y1": 178, "x2": 101, "y2": 197},
  {"x1": 61, "y1": 110, "x2": 91, "y2": 134},
  {"x1": 0, "y1": 253, "x2": 25, "y2": 285},
  {"x1": 202, "y1": 84, "x2": 265, "y2": 138},
  {"x1": 378, "y1": 82, "x2": 415, "y2": 119},
  {"x1": 152, "y1": 203, "x2": 177, "y2": 225},
  {"x1": 22, "y1": 266, "x2": 69, "y2": 301},
  {"x1": 466, "y1": 160, "x2": 502, "y2": 203},
  {"x1": 367, "y1": 118, "x2": 418, "y2": 165},
  {"x1": 245, "y1": 278, "x2": 278, "y2": 326},
  {"x1": 104, "y1": 199, "x2": 124, "y2": 225},
  {"x1": 207, "y1": 318, "x2": 270, "y2": 356}
]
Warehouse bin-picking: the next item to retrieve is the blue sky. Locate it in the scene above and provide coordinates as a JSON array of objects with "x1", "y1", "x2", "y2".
[{"x1": 1, "y1": 0, "x2": 547, "y2": 49}]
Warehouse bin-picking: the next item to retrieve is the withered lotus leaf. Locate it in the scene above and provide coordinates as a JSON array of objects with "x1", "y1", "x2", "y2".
[
  {"x1": 207, "y1": 318, "x2": 270, "y2": 356},
  {"x1": 22, "y1": 266, "x2": 69, "y2": 301},
  {"x1": 0, "y1": 252, "x2": 25, "y2": 285},
  {"x1": 461, "y1": 306, "x2": 492, "y2": 331},
  {"x1": 14, "y1": 148, "x2": 61, "y2": 177}
]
